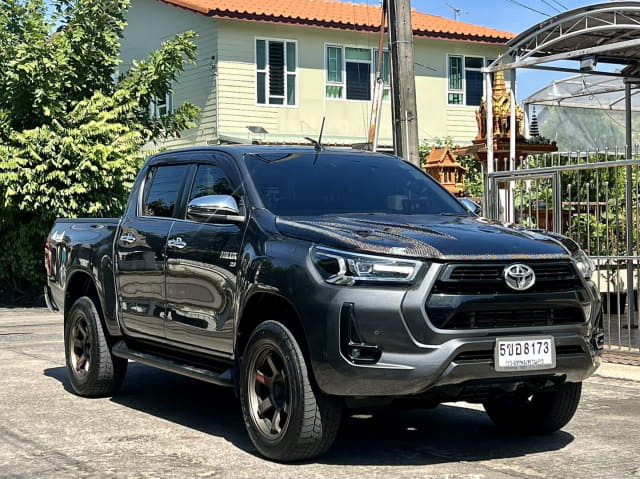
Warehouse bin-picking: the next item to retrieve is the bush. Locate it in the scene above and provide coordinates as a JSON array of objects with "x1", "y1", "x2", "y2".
[{"x1": 0, "y1": 1, "x2": 199, "y2": 301}]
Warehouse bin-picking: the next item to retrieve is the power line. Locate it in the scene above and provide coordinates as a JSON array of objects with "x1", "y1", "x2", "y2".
[
  {"x1": 539, "y1": 0, "x2": 562, "y2": 13},
  {"x1": 504, "y1": 0, "x2": 551, "y2": 17},
  {"x1": 549, "y1": 0, "x2": 568, "y2": 10}
]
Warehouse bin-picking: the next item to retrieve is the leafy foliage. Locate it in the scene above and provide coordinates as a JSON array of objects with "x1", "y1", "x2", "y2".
[
  {"x1": 0, "y1": 0, "x2": 199, "y2": 300},
  {"x1": 513, "y1": 152, "x2": 638, "y2": 256}
]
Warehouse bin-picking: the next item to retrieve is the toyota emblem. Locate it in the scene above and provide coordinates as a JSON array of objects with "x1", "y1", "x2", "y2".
[{"x1": 503, "y1": 264, "x2": 536, "y2": 291}]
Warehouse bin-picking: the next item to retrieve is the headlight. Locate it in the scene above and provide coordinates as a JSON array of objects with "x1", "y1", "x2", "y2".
[
  {"x1": 310, "y1": 246, "x2": 423, "y2": 286},
  {"x1": 573, "y1": 249, "x2": 595, "y2": 279}
]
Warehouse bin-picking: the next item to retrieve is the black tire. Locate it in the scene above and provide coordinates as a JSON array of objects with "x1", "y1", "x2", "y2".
[
  {"x1": 239, "y1": 321, "x2": 342, "y2": 462},
  {"x1": 483, "y1": 382, "x2": 582, "y2": 434},
  {"x1": 64, "y1": 296, "x2": 127, "y2": 397}
]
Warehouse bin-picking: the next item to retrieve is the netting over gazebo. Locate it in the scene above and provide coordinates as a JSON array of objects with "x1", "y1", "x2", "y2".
[{"x1": 524, "y1": 74, "x2": 640, "y2": 111}]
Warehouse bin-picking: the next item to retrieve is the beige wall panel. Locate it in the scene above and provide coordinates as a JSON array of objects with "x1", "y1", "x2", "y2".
[{"x1": 122, "y1": 0, "x2": 219, "y2": 149}]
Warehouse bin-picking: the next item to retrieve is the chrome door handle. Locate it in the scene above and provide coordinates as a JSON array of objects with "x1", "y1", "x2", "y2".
[
  {"x1": 120, "y1": 232, "x2": 136, "y2": 244},
  {"x1": 167, "y1": 237, "x2": 187, "y2": 249}
]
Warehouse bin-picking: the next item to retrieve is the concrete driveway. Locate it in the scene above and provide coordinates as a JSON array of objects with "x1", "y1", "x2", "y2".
[{"x1": 1, "y1": 308, "x2": 639, "y2": 478}]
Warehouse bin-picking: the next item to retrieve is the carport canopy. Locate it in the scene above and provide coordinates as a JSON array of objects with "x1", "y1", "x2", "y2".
[
  {"x1": 482, "y1": 1, "x2": 640, "y2": 175},
  {"x1": 488, "y1": 1, "x2": 640, "y2": 76}
]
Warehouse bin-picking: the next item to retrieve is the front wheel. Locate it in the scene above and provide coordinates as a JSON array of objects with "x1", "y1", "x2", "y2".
[
  {"x1": 239, "y1": 321, "x2": 342, "y2": 462},
  {"x1": 64, "y1": 296, "x2": 127, "y2": 397},
  {"x1": 483, "y1": 382, "x2": 582, "y2": 434}
]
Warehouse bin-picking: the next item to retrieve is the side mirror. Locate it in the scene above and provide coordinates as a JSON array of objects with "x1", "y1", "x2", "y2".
[
  {"x1": 187, "y1": 195, "x2": 246, "y2": 223},
  {"x1": 459, "y1": 198, "x2": 482, "y2": 215}
]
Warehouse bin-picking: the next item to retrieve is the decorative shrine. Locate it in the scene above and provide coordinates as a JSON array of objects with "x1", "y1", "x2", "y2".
[
  {"x1": 423, "y1": 146, "x2": 467, "y2": 196},
  {"x1": 455, "y1": 70, "x2": 557, "y2": 171}
]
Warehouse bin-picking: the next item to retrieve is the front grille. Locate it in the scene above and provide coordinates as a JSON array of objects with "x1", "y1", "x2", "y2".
[
  {"x1": 445, "y1": 307, "x2": 584, "y2": 329},
  {"x1": 453, "y1": 344, "x2": 585, "y2": 364},
  {"x1": 433, "y1": 262, "x2": 582, "y2": 295},
  {"x1": 426, "y1": 261, "x2": 587, "y2": 331},
  {"x1": 449, "y1": 266, "x2": 503, "y2": 281},
  {"x1": 454, "y1": 350, "x2": 493, "y2": 362}
]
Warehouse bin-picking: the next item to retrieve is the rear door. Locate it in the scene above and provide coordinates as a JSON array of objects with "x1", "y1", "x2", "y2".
[
  {"x1": 164, "y1": 154, "x2": 246, "y2": 355},
  {"x1": 116, "y1": 162, "x2": 191, "y2": 340}
]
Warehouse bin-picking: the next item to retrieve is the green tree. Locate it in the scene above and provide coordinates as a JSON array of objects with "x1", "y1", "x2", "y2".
[{"x1": 0, "y1": 0, "x2": 199, "y2": 300}]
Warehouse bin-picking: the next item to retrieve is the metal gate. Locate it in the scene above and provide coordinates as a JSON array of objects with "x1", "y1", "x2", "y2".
[{"x1": 487, "y1": 153, "x2": 640, "y2": 353}]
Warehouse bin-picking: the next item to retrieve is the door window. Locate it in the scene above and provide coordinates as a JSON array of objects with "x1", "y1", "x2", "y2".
[
  {"x1": 189, "y1": 164, "x2": 234, "y2": 201},
  {"x1": 187, "y1": 164, "x2": 244, "y2": 217},
  {"x1": 142, "y1": 164, "x2": 190, "y2": 217}
]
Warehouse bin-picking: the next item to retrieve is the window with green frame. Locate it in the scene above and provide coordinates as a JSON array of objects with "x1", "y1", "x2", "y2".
[
  {"x1": 326, "y1": 45, "x2": 390, "y2": 101},
  {"x1": 447, "y1": 54, "x2": 485, "y2": 106},
  {"x1": 256, "y1": 39, "x2": 297, "y2": 106},
  {"x1": 373, "y1": 50, "x2": 391, "y2": 101}
]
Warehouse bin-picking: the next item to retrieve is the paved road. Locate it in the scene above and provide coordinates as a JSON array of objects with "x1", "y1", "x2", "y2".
[{"x1": 2, "y1": 309, "x2": 640, "y2": 479}]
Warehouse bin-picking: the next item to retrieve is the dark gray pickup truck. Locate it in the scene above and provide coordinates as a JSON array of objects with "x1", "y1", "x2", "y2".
[{"x1": 45, "y1": 145, "x2": 603, "y2": 461}]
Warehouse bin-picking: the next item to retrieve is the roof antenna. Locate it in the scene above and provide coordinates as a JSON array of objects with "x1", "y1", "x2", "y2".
[
  {"x1": 305, "y1": 117, "x2": 325, "y2": 152},
  {"x1": 446, "y1": 3, "x2": 468, "y2": 20}
]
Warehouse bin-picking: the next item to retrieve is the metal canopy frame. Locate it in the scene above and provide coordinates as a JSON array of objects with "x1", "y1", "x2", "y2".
[
  {"x1": 491, "y1": 1, "x2": 640, "y2": 73},
  {"x1": 481, "y1": 1, "x2": 640, "y2": 177}
]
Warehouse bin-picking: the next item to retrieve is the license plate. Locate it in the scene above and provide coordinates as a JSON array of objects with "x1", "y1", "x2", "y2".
[{"x1": 494, "y1": 336, "x2": 556, "y2": 372}]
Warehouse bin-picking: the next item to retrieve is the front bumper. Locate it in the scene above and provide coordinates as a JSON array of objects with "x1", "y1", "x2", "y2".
[
  {"x1": 303, "y1": 262, "x2": 602, "y2": 398},
  {"x1": 312, "y1": 332, "x2": 601, "y2": 397}
]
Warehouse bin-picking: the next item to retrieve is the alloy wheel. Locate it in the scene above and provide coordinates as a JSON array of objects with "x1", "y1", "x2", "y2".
[
  {"x1": 247, "y1": 345, "x2": 291, "y2": 439},
  {"x1": 69, "y1": 313, "x2": 91, "y2": 376}
]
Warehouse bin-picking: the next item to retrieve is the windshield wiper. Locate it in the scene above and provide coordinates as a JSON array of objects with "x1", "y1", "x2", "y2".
[{"x1": 440, "y1": 212, "x2": 469, "y2": 217}]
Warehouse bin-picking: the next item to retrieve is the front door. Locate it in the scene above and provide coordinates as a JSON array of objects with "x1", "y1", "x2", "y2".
[
  {"x1": 116, "y1": 163, "x2": 190, "y2": 340},
  {"x1": 165, "y1": 161, "x2": 246, "y2": 355}
]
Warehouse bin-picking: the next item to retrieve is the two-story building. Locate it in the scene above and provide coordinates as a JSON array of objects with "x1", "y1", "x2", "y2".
[{"x1": 120, "y1": 0, "x2": 514, "y2": 148}]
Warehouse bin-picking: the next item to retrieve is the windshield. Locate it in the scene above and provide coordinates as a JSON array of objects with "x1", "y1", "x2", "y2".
[{"x1": 245, "y1": 152, "x2": 468, "y2": 216}]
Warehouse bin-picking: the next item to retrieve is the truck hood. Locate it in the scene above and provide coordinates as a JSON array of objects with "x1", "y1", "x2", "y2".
[{"x1": 275, "y1": 214, "x2": 571, "y2": 260}]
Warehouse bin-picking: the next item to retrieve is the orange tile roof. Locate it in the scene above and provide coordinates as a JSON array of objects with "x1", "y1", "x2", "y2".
[{"x1": 159, "y1": 0, "x2": 514, "y2": 44}]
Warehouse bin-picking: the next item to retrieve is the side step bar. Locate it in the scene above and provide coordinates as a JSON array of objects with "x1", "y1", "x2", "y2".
[{"x1": 112, "y1": 341, "x2": 234, "y2": 388}]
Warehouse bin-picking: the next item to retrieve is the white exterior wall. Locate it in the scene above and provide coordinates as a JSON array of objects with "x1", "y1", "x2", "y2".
[{"x1": 414, "y1": 38, "x2": 502, "y2": 144}]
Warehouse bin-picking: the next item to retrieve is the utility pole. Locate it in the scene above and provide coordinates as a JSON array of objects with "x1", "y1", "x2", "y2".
[{"x1": 387, "y1": 0, "x2": 421, "y2": 166}]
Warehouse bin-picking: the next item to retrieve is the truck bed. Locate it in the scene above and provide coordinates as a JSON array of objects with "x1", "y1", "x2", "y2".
[{"x1": 46, "y1": 218, "x2": 121, "y2": 326}]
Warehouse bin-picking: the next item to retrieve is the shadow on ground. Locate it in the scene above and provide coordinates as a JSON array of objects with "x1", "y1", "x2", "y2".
[{"x1": 45, "y1": 363, "x2": 573, "y2": 465}]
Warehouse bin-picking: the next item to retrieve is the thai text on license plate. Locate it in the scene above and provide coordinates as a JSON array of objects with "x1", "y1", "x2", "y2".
[{"x1": 494, "y1": 336, "x2": 556, "y2": 372}]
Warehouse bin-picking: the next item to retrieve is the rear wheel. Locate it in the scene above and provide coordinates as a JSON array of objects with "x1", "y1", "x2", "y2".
[
  {"x1": 64, "y1": 296, "x2": 127, "y2": 397},
  {"x1": 483, "y1": 382, "x2": 582, "y2": 434},
  {"x1": 239, "y1": 321, "x2": 342, "y2": 461}
]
